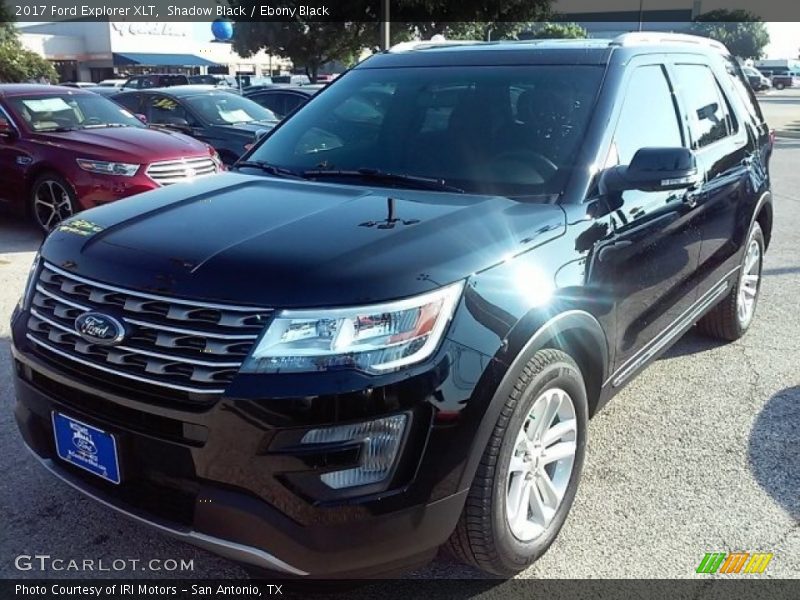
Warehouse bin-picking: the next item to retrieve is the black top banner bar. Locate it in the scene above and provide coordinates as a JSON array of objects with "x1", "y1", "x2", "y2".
[{"x1": 6, "y1": 0, "x2": 800, "y2": 22}]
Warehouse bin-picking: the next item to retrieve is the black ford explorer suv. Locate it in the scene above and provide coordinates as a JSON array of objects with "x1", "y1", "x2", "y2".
[{"x1": 11, "y1": 33, "x2": 773, "y2": 578}]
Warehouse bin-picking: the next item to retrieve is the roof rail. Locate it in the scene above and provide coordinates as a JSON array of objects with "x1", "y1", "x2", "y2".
[
  {"x1": 388, "y1": 39, "x2": 485, "y2": 53},
  {"x1": 611, "y1": 32, "x2": 728, "y2": 53}
]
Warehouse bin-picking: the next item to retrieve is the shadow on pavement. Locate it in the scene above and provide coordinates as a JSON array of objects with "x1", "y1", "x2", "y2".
[
  {"x1": 0, "y1": 216, "x2": 43, "y2": 254},
  {"x1": 748, "y1": 386, "x2": 800, "y2": 521},
  {"x1": 762, "y1": 266, "x2": 800, "y2": 277},
  {"x1": 661, "y1": 328, "x2": 721, "y2": 359}
]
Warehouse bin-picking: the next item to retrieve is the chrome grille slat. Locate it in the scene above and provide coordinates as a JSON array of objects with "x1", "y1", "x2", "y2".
[
  {"x1": 146, "y1": 157, "x2": 218, "y2": 185},
  {"x1": 35, "y1": 285, "x2": 259, "y2": 340},
  {"x1": 27, "y1": 263, "x2": 272, "y2": 399}
]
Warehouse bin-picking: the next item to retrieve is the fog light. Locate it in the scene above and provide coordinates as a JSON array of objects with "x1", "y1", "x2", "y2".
[{"x1": 301, "y1": 414, "x2": 408, "y2": 489}]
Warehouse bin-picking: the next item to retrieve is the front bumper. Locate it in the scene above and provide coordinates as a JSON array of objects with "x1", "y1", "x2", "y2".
[{"x1": 10, "y1": 308, "x2": 488, "y2": 577}]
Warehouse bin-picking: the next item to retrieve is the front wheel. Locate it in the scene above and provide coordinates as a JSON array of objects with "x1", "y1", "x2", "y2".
[
  {"x1": 446, "y1": 349, "x2": 588, "y2": 576},
  {"x1": 775, "y1": 82, "x2": 785, "y2": 90},
  {"x1": 30, "y1": 173, "x2": 77, "y2": 233}
]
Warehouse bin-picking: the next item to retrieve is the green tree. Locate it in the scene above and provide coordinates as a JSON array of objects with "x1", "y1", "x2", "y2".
[
  {"x1": 529, "y1": 22, "x2": 587, "y2": 40},
  {"x1": 228, "y1": 0, "x2": 554, "y2": 79},
  {"x1": 231, "y1": 20, "x2": 374, "y2": 82},
  {"x1": 396, "y1": 1, "x2": 553, "y2": 41},
  {"x1": 690, "y1": 10, "x2": 770, "y2": 59},
  {"x1": 0, "y1": 4, "x2": 57, "y2": 82}
]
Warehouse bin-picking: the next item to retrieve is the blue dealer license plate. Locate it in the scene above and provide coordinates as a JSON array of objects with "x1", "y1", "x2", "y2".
[{"x1": 52, "y1": 413, "x2": 121, "y2": 484}]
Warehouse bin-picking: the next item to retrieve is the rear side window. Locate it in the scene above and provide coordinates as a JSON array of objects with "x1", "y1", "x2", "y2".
[
  {"x1": 115, "y1": 94, "x2": 140, "y2": 113},
  {"x1": 674, "y1": 64, "x2": 733, "y2": 149},
  {"x1": 724, "y1": 56, "x2": 765, "y2": 126},
  {"x1": 252, "y1": 93, "x2": 286, "y2": 117},
  {"x1": 610, "y1": 64, "x2": 683, "y2": 166}
]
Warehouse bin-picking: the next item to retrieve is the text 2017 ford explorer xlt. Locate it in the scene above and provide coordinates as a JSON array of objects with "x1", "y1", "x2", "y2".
[{"x1": 11, "y1": 34, "x2": 773, "y2": 578}]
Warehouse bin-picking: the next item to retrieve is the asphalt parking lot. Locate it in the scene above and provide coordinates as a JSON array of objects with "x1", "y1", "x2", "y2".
[{"x1": 1, "y1": 115, "x2": 798, "y2": 583}]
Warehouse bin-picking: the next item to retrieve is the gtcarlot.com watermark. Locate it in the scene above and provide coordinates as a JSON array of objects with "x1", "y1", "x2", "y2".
[{"x1": 14, "y1": 554, "x2": 194, "y2": 572}]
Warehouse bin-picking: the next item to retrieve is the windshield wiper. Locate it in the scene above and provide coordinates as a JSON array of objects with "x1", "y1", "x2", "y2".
[
  {"x1": 302, "y1": 168, "x2": 464, "y2": 193},
  {"x1": 233, "y1": 160, "x2": 306, "y2": 180},
  {"x1": 43, "y1": 126, "x2": 82, "y2": 132},
  {"x1": 82, "y1": 123, "x2": 130, "y2": 129}
]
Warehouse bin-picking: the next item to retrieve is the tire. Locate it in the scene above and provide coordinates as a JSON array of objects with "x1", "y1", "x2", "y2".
[
  {"x1": 775, "y1": 82, "x2": 785, "y2": 90},
  {"x1": 29, "y1": 172, "x2": 77, "y2": 233},
  {"x1": 697, "y1": 222, "x2": 764, "y2": 341},
  {"x1": 446, "y1": 348, "x2": 588, "y2": 577}
]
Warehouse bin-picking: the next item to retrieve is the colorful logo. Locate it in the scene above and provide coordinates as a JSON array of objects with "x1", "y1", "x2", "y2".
[{"x1": 696, "y1": 552, "x2": 773, "y2": 574}]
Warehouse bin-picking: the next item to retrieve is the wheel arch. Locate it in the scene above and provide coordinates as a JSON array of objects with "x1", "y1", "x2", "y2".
[
  {"x1": 457, "y1": 310, "x2": 609, "y2": 492},
  {"x1": 754, "y1": 192, "x2": 773, "y2": 250}
]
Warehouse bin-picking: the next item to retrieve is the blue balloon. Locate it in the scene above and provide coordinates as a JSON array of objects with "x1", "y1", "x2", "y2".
[{"x1": 211, "y1": 20, "x2": 233, "y2": 41}]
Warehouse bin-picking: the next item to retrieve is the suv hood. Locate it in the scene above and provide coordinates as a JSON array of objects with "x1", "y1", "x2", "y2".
[
  {"x1": 33, "y1": 126, "x2": 208, "y2": 162},
  {"x1": 42, "y1": 174, "x2": 565, "y2": 307}
]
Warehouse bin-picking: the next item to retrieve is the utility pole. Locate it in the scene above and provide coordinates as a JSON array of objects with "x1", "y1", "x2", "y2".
[{"x1": 379, "y1": 0, "x2": 390, "y2": 50}]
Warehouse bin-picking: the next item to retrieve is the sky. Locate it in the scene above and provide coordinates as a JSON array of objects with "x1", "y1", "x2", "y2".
[{"x1": 764, "y1": 23, "x2": 799, "y2": 59}]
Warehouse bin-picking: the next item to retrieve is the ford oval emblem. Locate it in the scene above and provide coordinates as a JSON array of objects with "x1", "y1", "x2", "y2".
[{"x1": 74, "y1": 312, "x2": 126, "y2": 346}]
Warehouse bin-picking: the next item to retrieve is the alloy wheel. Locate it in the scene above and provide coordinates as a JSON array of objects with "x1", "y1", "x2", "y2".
[
  {"x1": 33, "y1": 179, "x2": 73, "y2": 231},
  {"x1": 737, "y1": 237, "x2": 761, "y2": 327},
  {"x1": 505, "y1": 387, "x2": 577, "y2": 542}
]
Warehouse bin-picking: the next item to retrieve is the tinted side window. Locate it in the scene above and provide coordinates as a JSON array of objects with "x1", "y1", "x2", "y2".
[
  {"x1": 148, "y1": 95, "x2": 189, "y2": 125},
  {"x1": 724, "y1": 56, "x2": 765, "y2": 126},
  {"x1": 674, "y1": 64, "x2": 731, "y2": 149},
  {"x1": 252, "y1": 93, "x2": 285, "y2": 117},
  {"x1": 283, "y1": 93, "x2": 306, "y2": 115},
  {"x1": 115, "y1": 94, "x2": 140, "y2": 113},
  {"x1": 611, "y1": 64, "x2": 683, "y2": 166}
]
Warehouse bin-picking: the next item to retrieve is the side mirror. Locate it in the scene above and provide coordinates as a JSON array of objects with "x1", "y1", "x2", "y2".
[
  {"x1": 134, "y1": 113, "x2": 148, "y2": 124},
  {"x1": 254, "y1": 128, "x2": 269, "y2": 141},
  {"x1": 0, "y1": 116, "x2": 16, "y2": 139},
  {"x1": 602, "y1": 147, "x2": 700, "y2": 193}
]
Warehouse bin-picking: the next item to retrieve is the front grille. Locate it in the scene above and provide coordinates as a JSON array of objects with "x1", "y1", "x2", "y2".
[
  {"x1": 146, "y1": 156, "x2": 218, "y2": 185},
  {"x1": 26, "y1": 263, "x2": 271, "y2": 399}
]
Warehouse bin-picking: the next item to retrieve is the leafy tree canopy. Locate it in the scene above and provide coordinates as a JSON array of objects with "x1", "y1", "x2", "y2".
[
  {"x1": 529, "y1": 22, "x2": 587, "y2": 40},
  {"x1": 690, "y1": 10, "x2": 770, "y2": 59},
  {"x1": 0, "y1": 4, "x2": 57, "y2": 82},
  {"x1": 228, "y1": 0, "x2": 553, "y2": 80}
]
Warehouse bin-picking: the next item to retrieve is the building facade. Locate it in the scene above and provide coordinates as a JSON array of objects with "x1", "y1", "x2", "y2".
[{"x1": 19, "y1": 21, "x2": 291, "y2": 83}]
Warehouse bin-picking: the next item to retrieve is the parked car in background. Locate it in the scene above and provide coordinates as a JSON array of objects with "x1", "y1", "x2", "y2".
[
  {"x1": 60, "y1": 82, "x2": 97, "y2": 89},
  {"x1": 114, "y1": 86, "x2": 278, "y2": 164},
  {"x1": 742, "y1": 67, "x2": 771, "y2": 91},
  {"x1": 271, "y1": 74, "x2": 311, "y2": 85},
  {"x1": 121, "y1": 74, "x2": 189, "y2": 90},
  {"x1": 236, "y1": 75, "x2": 272, "y2": 88},
  {"x1": 771, "y1": 73, "x2": 799, "y2": 90},
  {"x1": 0, "y1": 84, "x2": 222, "y2": 231},
  {"x1": 244, "y1": 85, "x2": 321, "y2": 119},
  {"x1": 188, "y1": 74, "x2": 237, "y2": 87},
  {"x1": 97, "y1": 79, "x2": 127, "y2": 88},
  {"x1": 88, "y1": 86, "x2": 126, "y2": 99}
]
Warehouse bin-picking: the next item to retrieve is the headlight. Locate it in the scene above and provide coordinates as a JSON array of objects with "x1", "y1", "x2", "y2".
[
  {"x1": 76, "y1": 158, "x2": 140, "y2": 177},
  {"x1": 241, "y1": 282, "x2": 464, "y2": 374},
  {"x1": 19, "y1": 252, "x2": 40, "y2": 310}
]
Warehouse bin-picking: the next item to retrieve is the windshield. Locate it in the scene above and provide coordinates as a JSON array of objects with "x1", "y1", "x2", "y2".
[
  {"x1": 185, "y1": 93, "x2": 277, "y2": 125},
  {"x1": 248, "y1": 65, "x2": 603, "y2": 196},
  {"x1": 9, "y1": 93, "x2": 144, "y2": 132}
]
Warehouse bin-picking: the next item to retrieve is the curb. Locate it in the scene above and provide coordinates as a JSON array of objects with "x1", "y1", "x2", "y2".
[{"x1": 775, "y1": 130, "x2": 800, "y2": 140}]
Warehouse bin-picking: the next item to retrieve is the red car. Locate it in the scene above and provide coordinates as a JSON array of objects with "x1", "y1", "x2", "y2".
[{"x1": 0, "y1": 85, "x2": 222, "y2": 232}]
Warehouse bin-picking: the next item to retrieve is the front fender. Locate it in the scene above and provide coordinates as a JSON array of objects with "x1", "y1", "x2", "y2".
[{"x1": 453, "y1": 307, "x2": 609, "y2": 492}]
